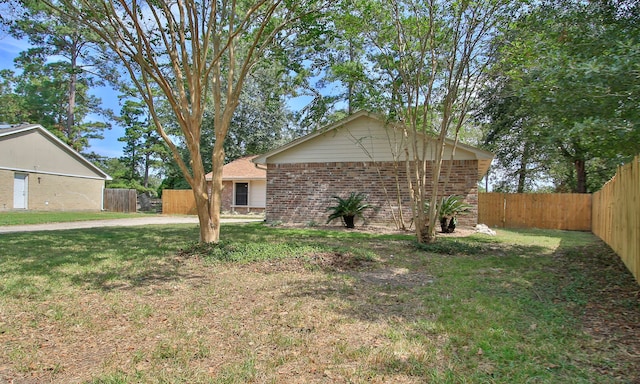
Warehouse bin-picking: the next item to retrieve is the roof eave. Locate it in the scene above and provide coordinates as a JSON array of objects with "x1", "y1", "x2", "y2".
[{"x1": 0, "y1": 124, "x2": 112, "y2": 180}]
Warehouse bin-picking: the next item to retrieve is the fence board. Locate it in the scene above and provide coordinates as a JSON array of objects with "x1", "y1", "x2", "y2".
[
  {"x1": 478, "y1": 193, "x2": 591, "y2": 231},
  {"x1": 592, "y1": 155, "x2": 640, "y2": 284},
  {"x1": 103, "y1": 189, "x2": 137, "y2": 213},
  {"x1": 162, "y1": 189, "x2": 197, "y2": 215}
]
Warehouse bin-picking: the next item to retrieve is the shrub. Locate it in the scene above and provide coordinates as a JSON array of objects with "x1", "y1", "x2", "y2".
[{"x1": 326, "y1": 192, "x2": 371, "y2": 229}]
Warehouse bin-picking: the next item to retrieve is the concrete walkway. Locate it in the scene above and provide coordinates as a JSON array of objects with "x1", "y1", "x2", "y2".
[{"x1": 0, "y1": 216, "x2": 264, "y2": 234}]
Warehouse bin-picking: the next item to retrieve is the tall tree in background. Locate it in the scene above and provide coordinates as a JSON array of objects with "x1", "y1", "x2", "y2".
[
  {"x1": 291, "y1": 1, "x2": 383, "y2": 132},
  {"x1": 207, "y1": 62, "x2": 294, "y2": 162},
  {"x1": 5, "y1": 50, "x2": 110, "y2": 152},
  {"x1": 118, "y1": 99, "x2": 166, "y2": 192},
  {"x1": 481, "y1": 0, "x2": 640, "y2": 193},
  {"x1": 41, "y1": 0, "x2": 328, "y2": 243},
  {"x1": 478, "y1": 77, "x2": 553, "y2": 193},
  {"x1": 0, "y1": 69, "x2": 29, "y2": 124},
  {"x1": 5, "y1": 1, "x2": 113, "y2": 152}
]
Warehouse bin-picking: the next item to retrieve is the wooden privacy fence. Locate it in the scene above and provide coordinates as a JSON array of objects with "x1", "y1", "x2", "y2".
[
  {"x1": 103, "y1": 188, "x2": 137, "y2": 213},
  {"x1": 478, "y1": 193, "x2": 592, "y2": 231},
  {"x1": 592, "y1": 155, "x2": 640, "y2": 284},
  {"x1": 162, "y1": 189, "x2": 197, "y2": 215}
]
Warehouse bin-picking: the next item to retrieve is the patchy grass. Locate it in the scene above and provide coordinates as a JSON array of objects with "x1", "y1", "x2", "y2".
[
  {"x1": 0, "y1": 224, "x2": 638, "y2": 383},
  {"x1": 0, "y1": 211, "x2": 262, "y2": 227},
  {"x1": 0, "y1": 211, "x2": 148, "y2": 226}
]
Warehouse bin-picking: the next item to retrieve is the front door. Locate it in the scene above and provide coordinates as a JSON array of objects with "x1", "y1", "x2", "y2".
[{"x1": 13, "y1": 173, "x2": 28, "y2": 209}]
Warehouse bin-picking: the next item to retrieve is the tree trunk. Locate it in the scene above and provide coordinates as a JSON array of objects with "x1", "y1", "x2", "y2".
[
  {"x1": 131, "y1": 147, "x2": 137, "y2": 181},
  {"x1": 416, "y1": 222, "x2": 431, "y2": 243},
  {"x1": 67, "y1": 44, "x2": 78, "y2": 149},
  {"x1": 575, "y1": 159, "x2": 587, "y2": 193},
  {"x1": 516, "y1": 140, "x2": 532, "y2": 193},
  {"x1": 143, "y1": 151, "x2": 150, "y2": 188},
  {"x1": 193, "y1": 183, "x2": 217, "y2": 243},
  {"x1": 204, "y1": 139, "x2": 227, "y2": 244}
]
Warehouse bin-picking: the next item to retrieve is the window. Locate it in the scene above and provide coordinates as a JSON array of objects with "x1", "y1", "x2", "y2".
[{"x1": 235, "y1": 182, "x2": 248, "y2": 206}]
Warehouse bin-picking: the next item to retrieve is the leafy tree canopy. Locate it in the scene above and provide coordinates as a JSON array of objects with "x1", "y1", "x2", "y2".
[{"x1": 480, "y1": 0, "x2": 640, "y2": 192}]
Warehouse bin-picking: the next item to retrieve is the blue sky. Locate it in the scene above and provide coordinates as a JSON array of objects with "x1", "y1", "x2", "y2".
[{"x1": 0, "y1": 34, "x2": 126, "y2": 158}]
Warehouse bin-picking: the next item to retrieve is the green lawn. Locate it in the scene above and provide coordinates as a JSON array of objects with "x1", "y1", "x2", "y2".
[
  {"x1": 0, "y1": 211, "x2": 147, "y2": 226},
  {"x1": 0, "y1": 223, "x2": 638, "y2": 383},
  {"x1": 0, "y1": 211, "x2": 263, "y2": 226}
]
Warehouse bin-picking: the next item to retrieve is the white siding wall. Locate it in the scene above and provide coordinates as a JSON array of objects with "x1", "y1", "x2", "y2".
[
  {"x1": 268, "y1": 115, "x2": 478, "y2": 164},
  {"x1": 250, "y1": 180, "x2": 266, "y2": 207}
]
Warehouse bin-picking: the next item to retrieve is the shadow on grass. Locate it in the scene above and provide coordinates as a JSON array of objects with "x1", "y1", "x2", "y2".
[
  {"x1": 277, "y1": 229, "x2": 639, "y2": 382},
  {"x1": 528, "y1": 237, "x2": 640, "y2": 381},
  {"x1": 280, "y1": 228, "x2": 612, "y2": 324},
  {"x1": 0, "y1": 225, "x2": 200, "y2": 296},
  {"x1": 281, "y1": 235, "x2": 560, "y2": 323},
  {"x1": 1, "y1": 222, "x2": 637, "y2": 381},
  {"x1": 0, "y1": 222, "x2": 400, "y2": 297}
]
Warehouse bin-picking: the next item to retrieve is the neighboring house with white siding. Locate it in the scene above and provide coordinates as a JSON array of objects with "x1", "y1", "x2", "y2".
[
  {"x1": 206, "y1": 155, "x2": 266, "y2": 214},
  {"x1": 252, "y1": 111, "x2": 494, "y2": 227},
  {"x1": 0, "y1": 123, "x2": 112, "y2": 211}
]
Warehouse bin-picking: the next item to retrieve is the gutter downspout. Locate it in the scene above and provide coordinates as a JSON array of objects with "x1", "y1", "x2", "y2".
[{"x1": 252, "y1": 161, "x2": 267, "y2": 221}]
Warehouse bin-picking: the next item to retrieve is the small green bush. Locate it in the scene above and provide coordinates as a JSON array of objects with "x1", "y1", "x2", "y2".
[{"x1": 326, "y1": 192, "x2": 372, "y2": 228}]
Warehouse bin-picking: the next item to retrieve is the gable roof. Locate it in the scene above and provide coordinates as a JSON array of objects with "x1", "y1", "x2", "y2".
[
  {"x1": 0, "y1": 123, "x2": 112, "y2": 180},
  {"x1": 252, "y1": 111, "x2": 494, "y2": 179},
  {"x1": 205, "y1": 155, "x2": 266, "y2": 181}
]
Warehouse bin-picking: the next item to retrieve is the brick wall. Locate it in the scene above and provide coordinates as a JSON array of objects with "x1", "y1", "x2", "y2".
[
  {"x1": 221, "y1": 181, "x2": 233, "y2": 212},
  {"x1": 266, "y1": 160, "x2": 479, "y2": 227}
]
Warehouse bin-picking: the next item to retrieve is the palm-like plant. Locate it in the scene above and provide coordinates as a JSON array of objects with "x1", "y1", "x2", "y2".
[
  {"x1": 425, "y1": 195, "x2": 472, "y2": 233},
  {"x1": 326, "y1": 192, "x2": 371, "y2": 228}
]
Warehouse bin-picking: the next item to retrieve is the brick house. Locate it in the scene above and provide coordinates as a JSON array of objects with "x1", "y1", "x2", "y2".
[
  {"x1": 206, "y1": 155, "x2": 266, "y2": 214},
  {"x1": 252, "y1": 111, "x2": 493, "y2": 227},
  {"x1": 0, "y1": 124, "x2": 112, "y2": 211}
]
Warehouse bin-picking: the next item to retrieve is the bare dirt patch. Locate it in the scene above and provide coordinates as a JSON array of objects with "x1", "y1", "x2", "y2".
[{"x1": 277, "y1": 223, "x2": 477, "y2": 238}]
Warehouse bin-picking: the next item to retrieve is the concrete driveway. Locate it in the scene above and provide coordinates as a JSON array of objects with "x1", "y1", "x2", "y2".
[{"x1": 0, "y1": 216, "x2": 264, "y2": 234}]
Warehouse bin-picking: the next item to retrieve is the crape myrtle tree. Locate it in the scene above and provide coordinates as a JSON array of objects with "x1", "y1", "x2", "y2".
[
  {"x1": 297, "y1": 0, "x2": 517, "y2": 240},
  {"x1": 40, "y1": 0, "x2": 329, "y2": 243},
  {"x1": 156, "y1": 58, "x2": 295, "y2": 191},
  {"x1": 348, "y1": 0, "x2": 518, "y2": 243}
]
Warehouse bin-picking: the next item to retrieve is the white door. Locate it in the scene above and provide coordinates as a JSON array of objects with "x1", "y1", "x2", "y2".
[{"x1": 13, "y1": 173, "x2": 28, "y2": 209}]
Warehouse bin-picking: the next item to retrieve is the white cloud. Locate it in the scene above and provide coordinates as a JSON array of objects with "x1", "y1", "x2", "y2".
[
  {"x1": 0, "y1": 35, "x2": 31, "y2": 54},
  {"x1": 0, "y1": 36, "x2": 31, "y2": 70}
]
